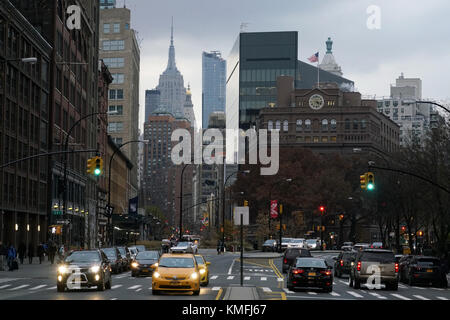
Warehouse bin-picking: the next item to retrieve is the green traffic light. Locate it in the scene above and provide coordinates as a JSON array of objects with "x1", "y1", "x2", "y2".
[
  {"x1": 367, "y1": 183, "x2": 374, "y2": 190},
  {"x1": 94, "y1": 168, "x2": 101, "y2": 176}
]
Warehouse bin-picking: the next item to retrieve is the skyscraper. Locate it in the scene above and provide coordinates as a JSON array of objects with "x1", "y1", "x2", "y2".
[
  {"x1": 156, "y1": 19, "x2": 187, "y2": 118},
  {"x1": 145, "y1": 89, "x2": 161, "y2": 122},
  {"x1": 202, "y1": 51, "x2": 226, "y2": 129},
  {"x1": 184, "y1": 85, "x2": 197, "y2": 129},
  {"x1": 100, "y1": 6, "x2": 140, "y2": 194}
]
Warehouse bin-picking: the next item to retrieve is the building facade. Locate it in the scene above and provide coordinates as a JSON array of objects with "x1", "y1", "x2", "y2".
[
  {"x1": 202, "y1": 51, "x2": 226, "y2": 129},
  {"x1": 0, "y1": 1, "x2": 52, "y2": 248},
  {"x1": 145, "y1": 89, "x2": 160, "y2": 122},
  {"x1": 100, "y1": 6, "x2": 140, "y2": 195}
]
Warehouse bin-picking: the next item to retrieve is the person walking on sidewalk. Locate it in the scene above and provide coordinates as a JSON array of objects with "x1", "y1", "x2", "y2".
[
  {"x1": 28, "y1": 243, "x2": 34, "y2": 264},
  {"x1": 18, "y1": 242, "x2": 26, "y2": 264},
  {"x1": 48, "y1": 241, "x2": 57, "y2": 264},
  {"x1": 37, "y1": 243, "x2": 44, "y2": 264},
  {"x1": 7, "y1": 244, "x2": 17, "y2": 271},
  {"x1": 0, "y1": 242, "x2": 7, "y2": 271}
]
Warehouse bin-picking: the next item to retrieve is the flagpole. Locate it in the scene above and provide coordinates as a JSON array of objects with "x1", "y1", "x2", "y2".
[{"x1": 317, "y1": 52, "x2": 320, "y2": 88}]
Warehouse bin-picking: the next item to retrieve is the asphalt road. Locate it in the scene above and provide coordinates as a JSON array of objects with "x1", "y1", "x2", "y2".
[{"x1": 0, "y1": 250, "x2": 449, "y2": 300}]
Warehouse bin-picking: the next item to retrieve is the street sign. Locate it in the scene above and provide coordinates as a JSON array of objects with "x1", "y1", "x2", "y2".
[
  {"x1": 270, "y1": 200, "x2": 278, "y2": 219},
  {"x1": 105, "y1": 205, "x2": 114, "y2": 217},
  {"x1": 234, "y1": 207, "x2": 249, "y2": 225},
  {"x1": 52, "y1": 210, "x2": 63, "y2": 216},
  {"x1": 56, "y1": 220, "x2": 70, "y2": 225}
]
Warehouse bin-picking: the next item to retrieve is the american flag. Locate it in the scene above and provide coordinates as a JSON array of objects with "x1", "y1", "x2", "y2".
[{"x1": 308, "y1": 52, "x2": 319, "y2": 63}]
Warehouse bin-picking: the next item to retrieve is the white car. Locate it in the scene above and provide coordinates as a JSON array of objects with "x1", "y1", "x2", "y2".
[
  {"x1": 305, "y1": 239, "x2": 321, "y2": 250},
  {"x1": 170, "y1": 241, "x2": 198, "y2": 254},
  {"x1": 287, "y1": 238, "x2": 306, "y2": 249},
  {"x1": 128, "y1": 247, "x2": 138, "y2": 259}
]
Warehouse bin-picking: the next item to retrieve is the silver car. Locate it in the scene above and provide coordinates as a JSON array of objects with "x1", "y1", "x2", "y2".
[{"x1": 170, "y1": 241, "x2": 198, "y2": 254}]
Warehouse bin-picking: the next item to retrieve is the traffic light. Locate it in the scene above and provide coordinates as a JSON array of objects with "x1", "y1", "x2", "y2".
[
  {"x1": 86, "y1": 157, "x2": 95, "y2": 174},
  {"x1": 360, "y1": 173, "x2": 368, "y2": 190},
  {"x1": 319, "y1": 206, "x2": 325, "y2": 215},
  {"x1": 244, "y1": 200, "x2": 248, "y2": 207},
  {"x1": 339, "y1": 214, "x2": 344, "y2": 221},
  {"x1": 417, "y1": 230, "x2": 424, "y2": 237},
  {"x1": 94, "y1": 156, "x2": 103, "y2": 176},
  {"x1": 366, "y1": 172, "x2": 375, "y2": 190}
]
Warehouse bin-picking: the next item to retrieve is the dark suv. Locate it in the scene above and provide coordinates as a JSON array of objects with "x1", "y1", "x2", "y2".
[
  {"x1": 334, "y1": 251, "x2": 357, "y2": 278},
  {"x1": 403, "y1": 256, "x2": 448, "y2": 288},
  {"x1": 349, "y1": 249, "x2": 399, "y2": 290},
  {"x1": 282, "y1": 248, "x2": 312, "y2": 273}
]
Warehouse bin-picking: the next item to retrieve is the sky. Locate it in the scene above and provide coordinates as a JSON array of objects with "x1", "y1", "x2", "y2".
[{"x1": 116, "y1": 0, "x2": 450, "y2": 131}]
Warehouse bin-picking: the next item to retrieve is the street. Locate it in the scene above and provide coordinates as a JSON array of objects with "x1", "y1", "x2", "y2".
[{"x1": 0, "y1": 250, "x2": 448, "y2": 301}]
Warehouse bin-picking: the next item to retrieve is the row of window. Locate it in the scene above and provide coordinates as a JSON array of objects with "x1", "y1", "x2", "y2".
[
  {"x1": 102, "y1": 40, "x2": 125, "y2": 51},
  {"x1": 240, "y1": 68, "x2": 296, "y2": 82},
  {"x1": 111, "y1": 73, "x2": 125, "y2": 84},
  {"x1": 103, "y1": 57, "x2": 125, "y2": 68},
  {"x1": 108, "y1": 105, "x2": 123, "y2": 115},
  {"x1": 108, "y1": 122, "x2": 123, "y2": 133},
  {"x1": 268, "y1": 119, "x2": 368, "y2": 132}
]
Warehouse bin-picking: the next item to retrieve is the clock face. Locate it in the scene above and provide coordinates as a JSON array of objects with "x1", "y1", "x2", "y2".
[{"x1": 309, "y1": 94, "x2": 325, "y2": 110}]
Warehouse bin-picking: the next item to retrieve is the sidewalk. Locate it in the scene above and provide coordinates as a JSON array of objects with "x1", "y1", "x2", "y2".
[
  {"x1": 0, "y1": 258, "x2": 58, "y2": 280},
  {"x1": 223, "y1": 285, "x2": 259, "y2": 300}
]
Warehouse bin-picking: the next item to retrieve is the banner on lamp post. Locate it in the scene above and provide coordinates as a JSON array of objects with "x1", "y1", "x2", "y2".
[{"x1": 270, "y1": 200, "x2": 278, "y2": 219}]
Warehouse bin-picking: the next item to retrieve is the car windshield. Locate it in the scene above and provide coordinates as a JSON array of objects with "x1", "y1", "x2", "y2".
[
  {"x1": 65, "y1": 251, "x2": 100, "y2": 263},
  {"x1": 282, "y1": 238, "x2": 292, "y2": 243},
  {"x1": 264, "y1": 240, "x2": 276, "y2": 244},
  {"x1": 195, "y1": 256, "x2": 205, "y2": 265},
  {"x1": 343, "y1": 253, "x2": 356, "y2": 260},
  {"x1": 158, "y1": 257, "x2": 195, "y2": 268},
  {"x1": 361, "y1": 252, "x2": 395, "y2": 263},
  {"x1": 286, "y1": 249, "x2": 310, "y2": 257},
  {"x1": 306, "y1": 240, "x2": 317, "y2": 244},
  {"x1": 417, "y1": 258, "x2": 440, "y2": 267},
  {"x1": 292, "y1": 239, "x2": 304, "y2": 243},
  {"x1": 176, "y1": 242, "x2": 189, "y2": 247},
  {"x1": 102, "y1": 249, "x2": 117, "y2": 258},
  {"x1": 117, "y1": 248, "x2": 126, "y2": 255},
  {"x1": 136, "y1": 251, "x2": 159, "y2": 260},
  {"x1": 296, "y1": 258, "x2": 327, "y2": 268}
]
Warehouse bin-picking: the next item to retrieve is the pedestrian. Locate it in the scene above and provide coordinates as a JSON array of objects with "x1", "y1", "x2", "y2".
[
  {"x1": 217, "y1": 240, "x2": 222, "y2": 255},
  {"x1": 58, "y1": 245, "x2": 65, "y2": 263},
  {"x1": 43, "y1": 242, "x2": 48, "y2": 261},
  {"x1": 18, "y1": 242, "x2": 26, "y2": 264},
  {"x1": 28, "y1": 243, "x2": 34, "y2": 264},
  {"x1": 0, "y1": 242, "x2": 7, "y2": 271},
  {"x1": 37, "y1": 243, "x2": 44, "y2": 264},
  {"x1": 7, "y1": 244, "x2": 17, "y2": 271},
  {"x1": 49, "y1": 242, "x2": 57, "y2": 264}
]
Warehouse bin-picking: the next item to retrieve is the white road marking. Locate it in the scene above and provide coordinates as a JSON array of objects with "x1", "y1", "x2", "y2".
[
  {"x1": 47, "y1": 286, "x2": 57, "y2": 290},
  {"x1": 368, "y1": 292, "x2": 387, "y2": 299},
  {"x1": 412, "y1": 286, "x2": 425, "y2": 290},
  {"x1": 210, "y1": 275, "x2": 218, "y2": 280},
  {"x1": 330, "y1": 292, "x2": 340, "y2": 296},
  {"x1": 307, "y1": 291, "x2": 317, "y2": 295},
  {"x1": 283, "y1": 288, "x2": 295, "y2": 294},
  {"x1": 277, "y1": 278, "x2": 284, "y2": 282},
  {"x1": 136, "y1": 288, "x2": 142, "y2": 292},
  {"x1": 128, "y1": 285, "x2": 141, "y2": 290},
  {"x1": 244, "y1": 276, "x2": 250, "y2": 281},
  {"x1": 437, "y1": 296, "x2": 448, "y2": 300},
  {"x1": 111, "y1": 285, "x2": 123, "y2": 289},
  {"x1": 398, "y1": 284, "x2": 407, "y2": 289},
  {"x1": 339, "y1": 280, "x2": 347, "y2": 285},
  {"x1": 8, "y1": 285, "x2": 30, "y2": 291},
  {"x1": 29, "y1": 285, "x2": 47, "y2": 291},
  {"x1": 261, "y1": 277, "x2": 267, "y2": 281},
  {"x1": 110, "y1": 298, "x2": 118, "y2": 300},
  {"x1": 391, "y1": 293, "x2": 411, "y2": 300},
  {"x1": 227, "y1": 276, "x2": 234, "y2": 280},
  {"x1": 347, "y1": 291, "x2": 364, "y2": 298},
  {"x1": 413, "y1": 295, "x2": 430, "y2": 300},
  {"x1": 262, "y1": 287, "x2": 272, "y2": 292},
  {"x1": 211, "y1": 287, "x2": 221, "y2": 291},
  {"x1": 228, "y1": 259, "x2": 236, "y2": 275}
]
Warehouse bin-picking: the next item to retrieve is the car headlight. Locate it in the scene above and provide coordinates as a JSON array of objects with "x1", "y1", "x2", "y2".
[
  {"x1": 199, "y1": 268, "x2": 206, "y2": 275},
  {"x1": 153, "y1": 272, "x2": 160, "y2": 278},
  {"x1": 58, "y1": 266, "x2": 68, "y2": 274},
  {"x1": 90, "y1": 265, "x2": 100, "y2": 273},
  {"x1": 191, "y1": 272, "x2": 199, "y2": 280},
  {"x1": 131, "y1": 262, "x2": 139, "y2": 268}
]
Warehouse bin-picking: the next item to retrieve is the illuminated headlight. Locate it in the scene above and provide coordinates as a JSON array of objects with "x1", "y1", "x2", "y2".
[
  {"x1": 95, "y1": 274, "x2": 100, "y2": 281},
  {"x1": 58, "y1": 266, "x2": 68, "y2": 274},
  {"x1": 153, "y1": 272, "x2": 160, "y2": 279},
  {"x1": 199, "y1": 268, "x2": 206, "y2": 275},
  {"x1": 351, "y1": 262, "x2": 355, "y2": 266},
  {"x1": 90, "y1": 265, "x2": 100, "y2": 273},
  {"x1": 191, "y1": 272, "x2": 199, "y2": 280},
  {"x1": 131, "y1": 262, "x2": 139, "y2": 268},
  {"x1": 57, "y1": 275, "x2": 63, "y2": 282}
]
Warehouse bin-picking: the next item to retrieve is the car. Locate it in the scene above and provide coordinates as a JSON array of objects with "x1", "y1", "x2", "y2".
[
  {"x1": 151, "y1": 253, "x2": 201, "y2": 295},
  {"x1": 398, "y1": 255, "x2": 414, "y2": 282},
  {"x1": 370, "y1": 242, "x2": 384, "y2": 249},
  {"x1": 287, "y1": 238, "x2": 306, "y2": 249},
  {"x1": 101, "y1": 247, "x2": 125, "y2": 274},
  {"x1": 131, "y1": 250, "x2": 160, "y2": 277},
  {"x1": 341, "y1": 245, "x2": 353, "y2": 252},
  {"x1": 286, "y1": 257, "x2": 333, "y2": 292},
  {"x1": 395, "y1": 254, "x2": 404, "y2": 263},
  {"x1": 57, "y1": 250, "x2": 112, "y2": 292},
  {"x1": 170, "y1": 241, "x2": 197, "y2": 254},
  {"x1": 282, "y1": 248, "x2": 312, "y2": 273},
  {"x1": 128, "y1": 247, "x2": 138, "y2": 259},
  {"x1": 305, "y1": 239, "x2": 321, "y2": 250},
  {"x1": 194, "y1": 254, "x2": 211, "y2": 286},
  {"x1": 334, "y1": 251, "x2": 357, "y2": 278},
  {"x1": 342, "y1": 242, "x2": 354, "y2": 248},
  {"x1": 135, "y1": 245, "x2": 146, "y2": 252},
  {"x1": 161, "y1": 239, "x2": 172, "y2": 253},
  {"x1": 353, "y1": 243, "x2": 370, "y2": 251},
  {"x1": 117, "y1": 246, "x2": 131, "y2": 270},
  {"x1": 262, "y1": 239, "x2": 278, "y2": 252},
  {"x1": 403, "y1": 256, "x2": 448, "y2": 288},
  {"x1": 348, "y1": 249, "x2": 399, "y2": 290}
]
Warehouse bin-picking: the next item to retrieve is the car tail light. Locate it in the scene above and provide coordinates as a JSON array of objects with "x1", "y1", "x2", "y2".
[
  {"x1": 292, "y1": 269, "x2": 304, "y2": 274},
  {"x1": 395, "y1": 263, "x2": 399, "y2": 273},
  {"x1": 340, "y1": 260, "x2": 344, "y2": 267},
  {"x1": 283, "y1": 258, "x2": 287, "y2": 264},
  {"x1": 320, "y1": 270, "x2": 332, "y2": 276},
  {"x1": 357, "y1": 261, "x2": 361, "y2": 271}
]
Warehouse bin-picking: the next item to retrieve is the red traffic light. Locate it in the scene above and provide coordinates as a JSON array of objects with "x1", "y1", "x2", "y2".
[{"x1": 319, "y1": 206, "x2": 325, "y2": 212}]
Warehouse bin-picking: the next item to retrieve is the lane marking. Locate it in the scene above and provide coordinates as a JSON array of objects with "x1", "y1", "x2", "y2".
[
  {"x1": 283, "y1": 288, "x2": 294, "y2": 294},
  {"x1": 211, "y1": 287, "x2": 221, "y2": 291},
  {"x1": 210, "y1": 276, "x2": 218, "y2": 280},
  {"x1": 0, "y1": 285, "x2": 12, "y2": 289},
  {"x1": 262, "y1": 287, "x2": 272, "y2": 292},
  {"x1": 136, "y1": 288, "x2": 142, "y2": 292},
  {"x1": 307, "y1": 291, "x2": 317, "y2": 295},
  {"x1": 110, "y1": 298, "x2": 118, "y2": 300},
  {"x1": 330, "y1": 292, "x2": 340, "y2": 297},
  {"x1": 29, "y1": 285, "x2": 47, "y2": 291},
  {"x1": 244, "y1": 276, "x2": 250, "y2": 281},
  {"x1": 391, "y1": 293, "x2": 411, "y2": 300},
  {"x1": 437, "y1": 296, "x2": 448, "y2": 300},
  {"x1": 277, "y1": 278, "x2": 284, "y2": 282},
  {"x1": 227, "y1": 276, "x2": 234, "y2": 280},
  {"x1": 261, "y1": 277, "x2": 267, "y2": 281},
  {"x1": 111, "y1": 285, "x2": 123, "y2": 289},
  {"x1": 347, "y1": 291, "x2": 364, "y2": 298},
  {"x1": 228, "y1": 259, "x2": 236, "y2": 275},
  {"x1": 46, "y1": 286, "x2": 57, "y2": 290},
  {"x1": 128, "y1": 285, "x2": 141, "y2": 290},
  {"x1": 215, "y1": 288, "x2": 223, "y2": 300},
  {"x1": 8, "y1": 285, "x2": 30, "y2": 291},
  {"x1": 368, "y1": 292, "x2": 387, "y2": 299},
  {"x1": 413, "y1": 295, "x2": 430, "y2": 300}
]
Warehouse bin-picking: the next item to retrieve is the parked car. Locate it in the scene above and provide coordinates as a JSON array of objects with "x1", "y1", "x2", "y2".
[
  {"x1": 117, "y1": 246, "x2": 131, "y2": 270},
  {"x1": 101, "y1": 247, "x2": 125, "y2": 274},
  {"x1": 403, "y1": 256, "x2": 448, "y2": 288},
  {"x1": 353, "y1": 243, "x2": 370, "y2": 251},
  {"x1": 282, "y1": 248, "x2": 312, "y2": 273},
  {"x1": 280, "y1": 238, "x2": 293, "y2": 251},
  {"x1": 370, "y1": 242, "x2": 384, "y2": 249},
  {"x1": 305, "y1": 239, "x2": 321, "y2": 250},
  {"x1": 262, "y1": 239, "x2": 278, "y2": 252},
  {"x1": 57, "y1": 250, "x2": 112, "y2": 292},
  {"x1": 334, "y1": 251, "x2": 357, "y2": 278},
  {"x1": 286, "y1": 257, "x2": 333, "y2": 292},
  {"x1": 287, "y1": 239, "x2": 306, "y2": 249},
  {"x1": 131, "y1": 250, "x2": 160, "y2": 277},
  {"x1": 348, "y1": 249, "x2": 399, "y2": 290}
]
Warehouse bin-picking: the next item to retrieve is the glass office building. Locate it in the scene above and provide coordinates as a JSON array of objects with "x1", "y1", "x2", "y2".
[{"x1": 145, "y1": 89, "x2": 161, "y2": 122}]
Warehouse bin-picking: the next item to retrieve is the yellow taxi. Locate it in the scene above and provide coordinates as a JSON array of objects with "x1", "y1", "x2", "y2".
[
  {"x1": 151, "y1": 253, "x2": 201, "y2": 295},
  {"x1": 194, "y1": 254, "x2": 211, "y2": 286}
]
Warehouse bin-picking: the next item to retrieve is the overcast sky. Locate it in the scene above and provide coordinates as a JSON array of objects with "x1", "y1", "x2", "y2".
[{"x1": 117, "y1": 0, "x2": 450, "y2": 130}]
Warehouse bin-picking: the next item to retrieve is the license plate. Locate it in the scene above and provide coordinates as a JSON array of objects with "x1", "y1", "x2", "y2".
[
  {"x1": 308, "y1": 272, "x2": 316, "y2": 276},
  {"x1": 427, "y1": 269, "x2": 433, "y2": 273},
  {"x1": 170, "y1": 281, "x2": 181, "y2": 286},
  {"x1": 142, "y1": 269, "x2": 148, "y2": 272}
]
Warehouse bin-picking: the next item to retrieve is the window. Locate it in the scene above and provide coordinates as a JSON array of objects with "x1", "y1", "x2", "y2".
[
  {"x1": 125, "y1": 23, "x2": 130, "y2": 30},
  {"x1": 353, "y1": 119, "x2": 359, "y2": 130},
  {"x1": 305, "y1": 119, "x2": 311, "y2": 131},
  {"x1": 103, "y1": 23, "x2": 110, "y2": 34},
  {"x1": 331, "y1": 119, "x2": 337, "y2": 131},
  {"x1": 103, "y1": 40, "x2": 125, "y2": 51},
  {"x1": 321, "y1": 136, "x2": 328, "y2": 142},
  {"x1": 111, "y1": 73, "x2": 124, "y2": 84},
  {"x1": 103, "y1": 57, "x2": 125, "y2": 68},
  {"x1": 313, "y1": 136, "x2": 319, "y2": 143},
  {"x1": 112, "y1": 137, "x2": 123, "y2": 146},
  {"x1": 275, "y1": 120, "x2": 281, "y2": 130},
  {"x1": 109, "y1": 89, "x2": 124, "y2": 100},
  {"x1": 268, "y1": 120, "x2": 273, "y2": 130},
  {"x1": 283, "y1": 120, "x2": 289, "y2": 132},
  {"x1": 345, "y1": 119, "x2": 350, "y2": 130},
  {"x1": 330, "y1": 136, "x2": 337, "y2": 142},
  {"x1": 113, "y1": 23, "x2": 120, "y2": 33},
  {"x1": 296, "y1": 119, "x2": 302, "y2": 132},
  {"x1": 361, "y1": 119, "x2": 367, "y2": 130},
  {"x1": 108, "y1": 122, "x2": 123, "y2": 133},
  {"x1": 109, "y1": 105, "x2": 123, "y2": 115},
  {"x1": 322, "y1": 119, "x2": 328, "y2": 131}
]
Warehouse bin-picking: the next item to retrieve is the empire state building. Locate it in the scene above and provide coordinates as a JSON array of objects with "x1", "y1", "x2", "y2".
[{"x1": 156, "y1": 19, "x2": 186, "y2": 117}]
